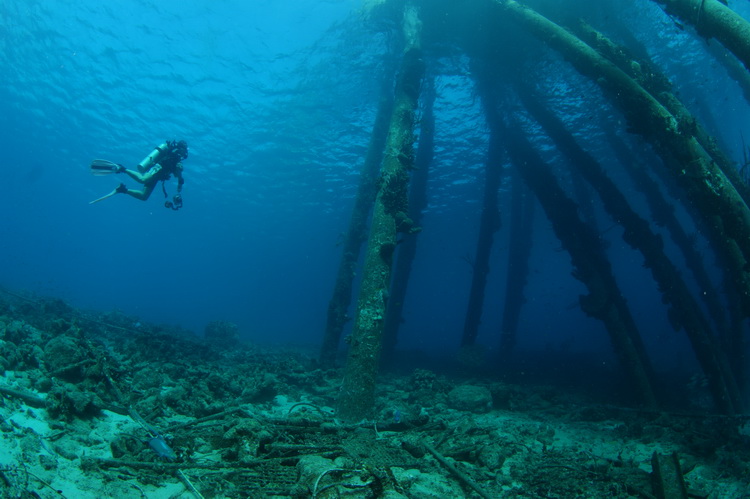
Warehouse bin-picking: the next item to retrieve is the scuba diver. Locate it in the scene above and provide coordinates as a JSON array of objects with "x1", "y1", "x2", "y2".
[{"x1": 89, "y1": 140, "x2": 188, "y2": 210}]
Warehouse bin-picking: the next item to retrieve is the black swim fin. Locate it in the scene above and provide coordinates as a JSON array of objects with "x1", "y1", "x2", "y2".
[{"x1": 90, "y1": 159, "x2": 123, "y2": 176}]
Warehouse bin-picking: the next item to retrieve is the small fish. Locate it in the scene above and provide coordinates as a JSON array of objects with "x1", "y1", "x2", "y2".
[
  {"x1": 393, "y1": 409, "x2": 402, "y2": 424},
  {"x1": 148, "y1": 436, "x2": 176, "y2": 461}
]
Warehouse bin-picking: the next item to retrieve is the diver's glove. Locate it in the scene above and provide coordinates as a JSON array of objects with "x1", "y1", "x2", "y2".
[
  {"x1": 115, "y1": 183, "x2": 128, "y2": 194},
  {"x1": 115, "y1": 164, "x2": 126, "y2": 173}
]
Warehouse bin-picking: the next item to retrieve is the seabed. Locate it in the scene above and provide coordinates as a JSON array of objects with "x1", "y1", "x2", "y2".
[{"x1": 0, "y1": 288, "x2": 748, "y2": 498}]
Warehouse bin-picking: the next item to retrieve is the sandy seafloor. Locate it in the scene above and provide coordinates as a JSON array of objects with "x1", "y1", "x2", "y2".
[{"x1": 0, "y1": 288, "x2": 749, "y2": 499}]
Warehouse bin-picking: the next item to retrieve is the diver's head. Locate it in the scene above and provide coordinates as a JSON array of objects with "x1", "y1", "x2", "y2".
[
  {"x1": 168, "y1": 139, "x2": 189, "y2": 160},
  {"x1": 175, "y1": 140, "x2": 188, "y2": 160}
]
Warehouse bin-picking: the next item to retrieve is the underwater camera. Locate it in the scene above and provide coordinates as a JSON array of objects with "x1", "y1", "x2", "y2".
[{"x1": 165, "y1": 194, "x2": 183, "y2": 211}]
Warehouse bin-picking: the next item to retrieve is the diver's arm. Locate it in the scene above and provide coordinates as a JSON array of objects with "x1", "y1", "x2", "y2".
[{"x1": 175, "y1": 168, "x2": 184, "y2": 193}]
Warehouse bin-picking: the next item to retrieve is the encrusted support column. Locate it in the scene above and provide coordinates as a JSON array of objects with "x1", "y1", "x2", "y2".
[
  {"x1": 607, "y1": 130, "x2": 730, "y2": 337},
  {"x1": 574, "y1": 21, "x2": 747, "y2": 396},
  {"x1": 319, "y1": 79, "x2": 395, "y2": 367},
  {"x1": 651, "y1": 0, "x2": 750, "y2": 72},
  {"x1": 493, "y1": 108, "x2": 658, "y2": 407},
  {"x1": 574, "y1": 20, "x2": 750, "y2": 208},
  {"x1": 497, "y1": 0, "x2": 750, "y2": 318},
  {"x1": 651, "y1": 452, "x2": 690, "y2": 499},
  {"x1": 336, "y1": 3, "x2": 424, "y2": 422},
  {"x1": 382, "y1": 78, "x2": 435, "y2": 360},
  {"x1": 517, "y1": 86, "x2": 742, "y2": 413}
]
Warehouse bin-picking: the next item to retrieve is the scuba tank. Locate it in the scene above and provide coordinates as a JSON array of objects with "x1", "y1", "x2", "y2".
[{"x1": 137, "y1": 142, "x2": 168, "y2": 173}]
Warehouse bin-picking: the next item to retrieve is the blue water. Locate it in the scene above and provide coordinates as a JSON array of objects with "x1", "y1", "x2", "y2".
[{"x1": 1, "y1": 0, "x2": 749, "y2": 374}]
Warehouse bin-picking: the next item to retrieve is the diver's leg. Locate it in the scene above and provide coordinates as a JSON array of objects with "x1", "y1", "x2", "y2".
[
  {"x1": 121, "y1": 181, "x2": 157, "y2": 201},
  {"x1": 121, "y1": 168, "x2": 149, "y2": 184}
]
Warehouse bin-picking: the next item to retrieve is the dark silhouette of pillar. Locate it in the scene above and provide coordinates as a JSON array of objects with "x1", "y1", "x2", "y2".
[
  {"x1": 337, "y1": 4, "x2": 424, "y2": 422},
  {"x1": 460, "y1": 124, "x2": 504, "y2": 347},
  {"x1": 472, "y1": 69, "x2": 535, "y2": 360},
  {"x1": 499, "y1": 168, "x2": 534, "y2": 359}
]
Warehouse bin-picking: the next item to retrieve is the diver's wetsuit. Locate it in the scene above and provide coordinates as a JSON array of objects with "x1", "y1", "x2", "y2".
[{"x1": 120, "y1": 141, "x2": 186, "y2": 201}]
